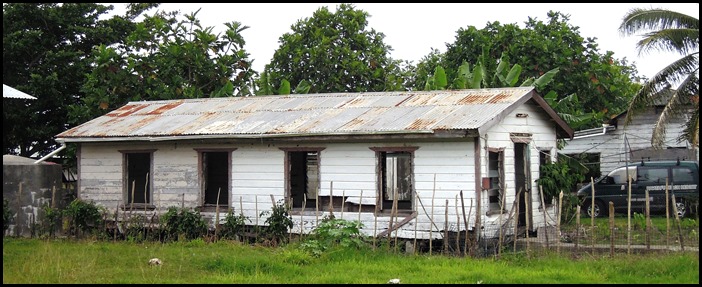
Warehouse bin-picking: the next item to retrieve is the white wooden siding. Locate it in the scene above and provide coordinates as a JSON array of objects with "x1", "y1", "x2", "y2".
[
  {"x1": 561, "y1": 108, "x2": 696, "y2": 175},
  {"x1": 483, "y1": 101, "x2": 559, "y2": 235}
]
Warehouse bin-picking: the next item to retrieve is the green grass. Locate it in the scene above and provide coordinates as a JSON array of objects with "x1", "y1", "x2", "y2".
[{"x1": 3, "y1": 238, "x2": 698, "y2": 284}]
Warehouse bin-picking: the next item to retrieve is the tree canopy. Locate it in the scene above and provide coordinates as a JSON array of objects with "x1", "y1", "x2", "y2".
[
  {"x1": 3, "y1": 3, "x2": 141, "y2": 158},
  {"x1": 262, "y1": 3, "x2": 404, "y2": 94},
  {"x1": 69, "y1": 7, "x2": 257, "y2": 126},
  {"x1": 413, "y1": 11, "x2": 642, "y2": 130}
]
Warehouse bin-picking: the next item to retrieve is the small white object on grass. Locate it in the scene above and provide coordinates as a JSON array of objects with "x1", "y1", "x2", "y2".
[
  {"x1": 387, "y1": 278, "x2": 400, "y2": 284},
  {"x1": 148, "y1": 258, "x2": 162, "y2": 266}
]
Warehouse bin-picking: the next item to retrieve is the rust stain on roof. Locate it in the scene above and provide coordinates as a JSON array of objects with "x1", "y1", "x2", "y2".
[
  {"x1": 408, "y1": 118, "x2": 437, "y2": 130},
  {"x1": 457, "y1": 95, "x2": 491, "y2": 105},
  {"x1": 171, "y1": 112, "x2": 222, "y2": 135},
  {"x1": 107, "y1": 104, "x2": 148, "y2": 117},
  {"x1": 485, "y1": 93, "x2": 510, "y2": 103},
  {"x1": 147, "y1": 100, "x2": 183, "y2": 115}
]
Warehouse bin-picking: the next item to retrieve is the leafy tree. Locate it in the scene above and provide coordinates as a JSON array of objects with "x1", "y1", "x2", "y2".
[
  {"x1": 424, "y1": 51, "x2": 601, "y2": 131},
  {"x1": 69, "y1": 8, "x2": 257, "y2": 126},
  {"x1": 407, "y1": 48, "x2": 444, "y2": 91},
  {"x1": 418, "y1": 11, "x2": 641, "y2": 129},
  {"x1": 618, "y1": 8, "x2": 699, "y2": 148},
  {"x1": 3, "y1": 3, "x2": 144, "y2": 158},
  {"x1": 263, "y1": 3, "x2": 403, "y2": 94}
]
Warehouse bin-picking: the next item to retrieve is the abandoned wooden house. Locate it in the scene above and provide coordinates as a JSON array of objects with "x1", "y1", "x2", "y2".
[{"x1": 53, "y1": 87, "x2": 573, "y2": 241}]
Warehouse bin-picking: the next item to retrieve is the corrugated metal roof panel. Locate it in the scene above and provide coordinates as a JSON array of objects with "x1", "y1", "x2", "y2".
[{"x1": 56, "y1": 87, "x2": 546, "y2": 140}]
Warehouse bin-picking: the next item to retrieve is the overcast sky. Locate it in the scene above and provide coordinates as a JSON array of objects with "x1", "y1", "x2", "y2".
[{"x1": 108, "y1": 3, "x2": 699, "y2": 81}]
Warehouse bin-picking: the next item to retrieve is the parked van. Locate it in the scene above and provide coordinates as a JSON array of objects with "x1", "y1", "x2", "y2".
[{"x1": 576, "y1": 160, "x2": 699, "y2": 218}]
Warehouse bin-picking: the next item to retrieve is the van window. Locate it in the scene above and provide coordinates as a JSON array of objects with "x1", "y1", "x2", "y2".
[
  {"x1": 672, "y1": 167, "x2": 695, "y2": 183},
  {"x1": 638, "y1": 167, "x2": 668, "y2": 184},
  {"x1": 606, "y1": 166, "x2": 637, "y2": 184}
]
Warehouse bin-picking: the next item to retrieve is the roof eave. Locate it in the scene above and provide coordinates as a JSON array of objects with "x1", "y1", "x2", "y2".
[{"x1": 56, "y1": 129, "x2": 480, "y2": 143}]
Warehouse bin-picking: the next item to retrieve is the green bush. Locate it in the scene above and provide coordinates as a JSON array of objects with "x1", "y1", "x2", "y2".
[
  {"x1": 160, "y1": 207, "x2": 207, "y2": 242},
  {"x1": 259, "y1": 200, "x2": 293, "y2": 246},
  {"x1": 41, "y1": 203, "x2": 61, "y2": 238},
  {"x1": 219, "y1": 209, "x2": 250, "y2": 240},
  {"x1": 300, "y1": 216, "x2": 369, "y2": 257},
  {"x1": 63, "y1": 199, "x2": 105, "y2": 237},
  {"x1": 123, "y1": 214, "x2": 149, "y2": 242}
]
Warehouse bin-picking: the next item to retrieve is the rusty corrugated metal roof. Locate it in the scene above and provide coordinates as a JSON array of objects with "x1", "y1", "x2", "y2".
[{"x1": 57, "y1": 87, "x2": 571, "y2": 141}]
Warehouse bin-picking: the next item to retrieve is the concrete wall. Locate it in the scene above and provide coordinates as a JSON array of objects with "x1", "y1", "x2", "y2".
[{"x1": 3, "y1": 156, "x2": 65, "y2": 237}]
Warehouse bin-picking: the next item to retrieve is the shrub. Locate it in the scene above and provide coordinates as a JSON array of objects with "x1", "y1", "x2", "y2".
[
  {"x1": 219, "y1": 209, "x2": 250, "y2": 240},
  {"x1": 63, "y1": 199, "x2": 105, "y2": 237},
  {"x1": 123, "y1": 214, "x2": 148, "y2": 242},
  {"x1": 300, "y1": 216, "x2": 368, "y2": 257},
  {"x1": 160, "y1": 207, "x2": 207, "y2": 242},
  {"x1": 41, "y1": 203, "x2": 61, "y2": 238},
  {"x1": 259, "y1": 200, "x2": 293, "y2": 246}
]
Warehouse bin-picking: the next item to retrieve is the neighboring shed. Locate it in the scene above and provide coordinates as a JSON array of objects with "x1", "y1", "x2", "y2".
[
  {"x1": 53, "y1": 87, "x2": 572, "y2": 241},
  {"x1": 561, "y1": 93, "x2": 698, "y2": 177},
  {"x1": 3, "y1": 154, "x2": 64, "y2": 237}
]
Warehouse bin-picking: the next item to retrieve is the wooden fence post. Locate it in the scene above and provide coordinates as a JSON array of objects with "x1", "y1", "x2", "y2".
[
  {"x1": 215, "y1": 188, "x2": 221, "y2": 242},
  {"x1": 670, "y1": 195, "x2": 685, "y2": 251},
  {"x1": 514, "y1": 188, "x2": 521, "y2": 253},
  {"x1": 557, "y1": 191, "x2": 563, "y2": 254},
  {"x1": 444, "y1": 199, "x2": 449, "y2": 255},
  {"x1": 590, "y1": 177, "x2": 595, "y2": 255},
  {"x1": 459, "y1": 190, "x2": 469, "y2": 257},
  {"x1": 609, "y1": 202, "x2": 615, "y2": 257},
  {"x1": 665, "y1": 178, "x2": 670, "y2": 250},
  {"x1": 645, "y1": 189, "x2": 650, "y2": 250},
  {"x1": 524, "y1": 190, "x2": 530, "y2": 256},
  {"x1": 539, "y1": 185, "x2": 550, "y2": 249},
  {"x1": 627, "y1": 175, "x2": 632, "y2": 255},
  {"x1": 429, "y1": 174, "x2": 436, "y2": 256},
  {"x1": 455, "y1": 195, "x2": 460, "y2": 256},
  {"x1": 358, "y1": 190, "x2": 363, "y2": 222}
]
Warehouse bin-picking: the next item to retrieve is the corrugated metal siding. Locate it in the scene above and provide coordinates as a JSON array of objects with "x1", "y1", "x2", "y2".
[{"x1": 57, "y1": 87, "x2": 535, "y2": 140}]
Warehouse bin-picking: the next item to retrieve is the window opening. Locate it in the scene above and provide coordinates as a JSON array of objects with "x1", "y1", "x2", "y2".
[
  {"x1": 487, "y1": 150, "x2": 505, "y2": 212},
  {"x1": 125, "y1": 152, "x2": 152, "y2": 206},
  {"x1": 288, "y1": 151, "x2": 319, "y2": 209},
  {"x1": 380, "y1": 151, "x2": 413, "y2": 211},
  {"x1": 202, "y1": 151, "x2": 229, "y2": 206}
]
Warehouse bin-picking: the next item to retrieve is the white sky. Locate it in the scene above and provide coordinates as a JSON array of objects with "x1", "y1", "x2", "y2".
[{"x1": 107, "y1": 3, "x2": 699, "y2": 80}]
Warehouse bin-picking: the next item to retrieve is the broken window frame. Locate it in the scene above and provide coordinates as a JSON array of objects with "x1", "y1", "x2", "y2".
[
  {"x1": 280, "y1": 147, "x2": 325, "y2": 210},
  {"x1": 195, "y1": 148, "x2": 236, "y2": 211},
  {"x1": 538, "y1": 148, "x2": 553, "y2": 206},
  {"x1": 370, "y1": 147, "x2": 418, "y2": 213},
  {"x1": 486, "y1": 147, "x2": 505, "y2": 215},
  {"x1": 119, "y1": 149, "x2": 156, "y2": 210}
]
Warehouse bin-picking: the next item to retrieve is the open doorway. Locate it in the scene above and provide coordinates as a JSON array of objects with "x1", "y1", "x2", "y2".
[{"x1": 514, "y1": 142, "x2": 531, "y2": 228}]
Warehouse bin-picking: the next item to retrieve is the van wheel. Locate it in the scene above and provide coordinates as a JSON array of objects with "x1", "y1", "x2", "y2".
[
  {"x1": 583, "y1": 200, "x2": 606, "y2": 218},
  {"x1": 674, "y1": 199, "x2": 688, "y2": 218}
]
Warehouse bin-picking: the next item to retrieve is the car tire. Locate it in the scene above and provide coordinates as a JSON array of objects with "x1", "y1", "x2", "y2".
[{"x1": 583, "y1": 199, "x2": 606, "y2": 218}]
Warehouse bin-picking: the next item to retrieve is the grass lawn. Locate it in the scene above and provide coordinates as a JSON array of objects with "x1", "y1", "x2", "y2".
[{"x1": 3, "y1": 237, "x2": 698, "y2": 284}]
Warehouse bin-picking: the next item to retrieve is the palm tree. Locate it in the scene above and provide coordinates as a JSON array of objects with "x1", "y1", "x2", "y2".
[{"x1": 618, "y1": 8, "x2": 699, "y2": 149}]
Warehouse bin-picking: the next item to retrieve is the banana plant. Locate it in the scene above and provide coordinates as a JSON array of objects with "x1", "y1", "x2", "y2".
[
  {"x1": 542, "y1": 90, "x2": 604, "y2": 130},
  {"x1": 424, "y1": 65, "x2": 448, "y2": 90},
  {"x1": 257, "y1": 72, "x2": 311, "y2": 95}
]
